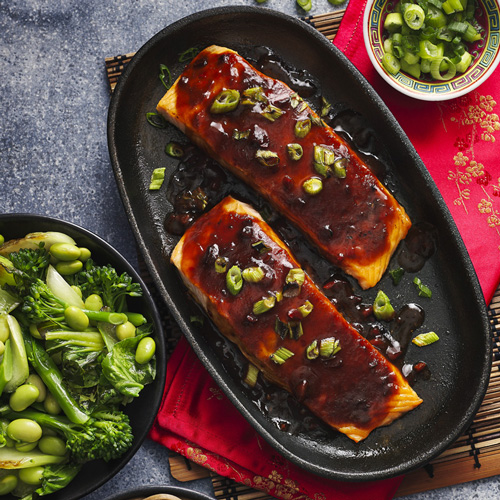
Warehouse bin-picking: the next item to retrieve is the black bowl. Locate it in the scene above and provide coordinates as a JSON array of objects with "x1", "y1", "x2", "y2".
[
  {"x1": 105, "y1": 485, "x2": 214, "y2": 500},
  {"x1": 0, "y1": 214, "x2": 166, "y2": 500}
]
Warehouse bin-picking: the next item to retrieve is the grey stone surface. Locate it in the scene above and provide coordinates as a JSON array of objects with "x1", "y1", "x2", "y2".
[{"x1": 1, "y1": 0, "x2": 499, "y2": 499}]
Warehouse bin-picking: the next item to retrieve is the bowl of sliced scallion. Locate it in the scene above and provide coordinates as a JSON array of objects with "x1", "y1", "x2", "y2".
[
  {"x1": 0, "y1": 214, "x2": 166, "y2": 500},
  {"x1": 363, "y1": 0, "x2": 500, "y2": 100}
]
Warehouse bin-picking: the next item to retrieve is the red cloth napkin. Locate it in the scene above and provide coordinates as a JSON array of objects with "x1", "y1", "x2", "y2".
[{"x1": 150, "y1": 3, "x2": 500, "y2": 499}]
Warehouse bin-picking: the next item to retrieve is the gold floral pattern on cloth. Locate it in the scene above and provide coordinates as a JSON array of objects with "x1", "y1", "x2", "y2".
[{"x1": 441, "y1": 92, "x2": 500, "y2": 247}]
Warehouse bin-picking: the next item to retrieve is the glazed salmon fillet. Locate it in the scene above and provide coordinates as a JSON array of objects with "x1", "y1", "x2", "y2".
[
  {"x1": 171, "y1": 196, "x2": 422, "y2": 442},
  {"x1": 159, "y1": 45, "x2": 411, "y2": 289}
]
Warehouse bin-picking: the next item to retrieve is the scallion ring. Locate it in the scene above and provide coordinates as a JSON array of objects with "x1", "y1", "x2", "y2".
[
  {"x1": 430, "y1": 57, "x2": 457, "y2": 81},
  {"x1": 404, "y1": 4, "x2": 426, "y2": 30},
  {"x1": 226, "y1": 266, "x2": 243, "y2": 296},
  {"x1": 210, "y1": 89, "x2": 240, "y2": 114}
]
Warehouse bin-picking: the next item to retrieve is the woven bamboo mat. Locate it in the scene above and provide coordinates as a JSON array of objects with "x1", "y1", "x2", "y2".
[{"x1": 107, "y1": 9, "x2": 500, "y2": 498}]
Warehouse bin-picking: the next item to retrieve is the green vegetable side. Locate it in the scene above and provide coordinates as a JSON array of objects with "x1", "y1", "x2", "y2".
[
  {"x1": 381, "y1": 0, "x2": 483, "y2": 81},
  {"x1": 0, "y1": 231, "x2": 157, "y2": 499}
]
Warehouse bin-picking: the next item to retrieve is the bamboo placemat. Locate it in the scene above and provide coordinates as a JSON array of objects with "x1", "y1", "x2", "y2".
[{"x1": 107, "y1": 9, "x2": 500, "y2": 498}]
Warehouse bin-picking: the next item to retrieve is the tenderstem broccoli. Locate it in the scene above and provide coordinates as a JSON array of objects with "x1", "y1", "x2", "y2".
[{"x1": 2, "y1": 408, "x2": 133, "y2": 464}]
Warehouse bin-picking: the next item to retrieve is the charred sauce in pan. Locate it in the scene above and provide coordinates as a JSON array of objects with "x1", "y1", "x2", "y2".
[{"x1": 161, "y1": 47, "x2": 436, "y2": 437}]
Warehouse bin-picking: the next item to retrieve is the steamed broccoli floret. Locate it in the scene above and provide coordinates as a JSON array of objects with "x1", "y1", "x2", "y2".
[
  {"x1": 71, "y1": 260, "x2": 142, "y2": 311},
  {"x1": 4, "y1": 408, "x2": 133, "y2": 464},
  {"x1": 8, "y1": 246, "x2": 50, "y2": 282}
]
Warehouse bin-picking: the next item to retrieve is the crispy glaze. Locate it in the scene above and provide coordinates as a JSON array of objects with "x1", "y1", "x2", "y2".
[
  {"x1": 171, "y1": 197, "x2": 422, "y2": 442},
  {"x1": 159, "y1": 45, "x2": 411, "y2": 289}
]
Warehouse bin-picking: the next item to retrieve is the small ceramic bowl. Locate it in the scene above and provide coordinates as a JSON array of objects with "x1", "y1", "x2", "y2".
[
  {"x1": 0, "y1": 214, "x2": 166, "y2": 500},
  {"x1": 363, "y1": 0, "x2": 500, "y2": 100}
]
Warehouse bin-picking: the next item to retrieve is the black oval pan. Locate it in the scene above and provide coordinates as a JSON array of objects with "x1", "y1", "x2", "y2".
[{"x1": 107, "y1": 6, "x2": 491, "y2": 482}]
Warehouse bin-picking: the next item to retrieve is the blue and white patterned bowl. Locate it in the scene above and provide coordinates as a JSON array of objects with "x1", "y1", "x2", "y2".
[{"x1": 363, "y1": 0, "x2": 500, "y2": 101}]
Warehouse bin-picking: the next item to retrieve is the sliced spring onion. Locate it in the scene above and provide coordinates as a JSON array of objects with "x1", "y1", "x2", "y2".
[
  {"x1": 242, "y1": 266, "x2": 265, "y2": 283},
  {"x1": 251, "y1": 240, "x2": 271, "y2": 254},
  {"x1": 226, "y1": 266, "x2": 243, "y2": 296},
  {"x1": 430, "y1": 57, "x2": 457, "y2": 80},
  {"x1": 333, "y1": 158, "x2": 348, "y2": 178},
  {"x1": 404, "y1": 5, "x2": 426, "y2": 30},
  {"x1": 389, "y1": 267, "x2": 405, "y2": 285},
  {"x1": 149, "y1": 168, "x2": 166, "y2": 191},
  {"x1": 159, "y1": 63, "x2": 171, "y2": 89},
  {"x1": 242, "y1": 86, "x2": 267, "y2": 103},
  {"x1": 255, "y1": 149, "x2": 280, "y2": 167},
  {"x1": 261, "y1": 104, "x2": 284, "y2": 122},
  {"x1": 302, "y1": 178, "x2": 323, "y2": 195},
  {"x1": 306, "y1": 340, "x2": 319, "y2": 360},
  {"x1": 214, "y1": 257, "x2": 228, "y2": 274},
  {"x1": 146, "y1": 112, "x2": 167, "y2": 129},
  {"x1": 413, "y1": 277, "x2": 432, "y2": 298},
  {"x1": 296, "y1": 0, "x2": 312, "y2": 12},
  {"x1": 253, "y1": 295, "x2": 276, "y2": 315},
  {"x1": 274, "y1": 316, "x2": 289, "y2": 339},
  {"x1": 412, "y1": 331, "x2": 440, "y2": 347},
  {"x1": 298, "y1": 300, "x2": 314, "y2": 318},
  {"x1": 232, "y1": 129, "x2": 250, "y2": 140},
  {"x1": 165, "y1": 141, "x2": 184, "y2": 158},
  {"x1": 319, "y1": 337, "x2": 341, "y2": 358},
  {"x1": 320, "y1": 96, "x2": 332, "y2": 117},
  {"x1": 270, "y1": 346, "x2": 295, "y2": 365},
  {"x1": 286, "y1": 269, "x2": 305, "y2": 287},
  {"x1": 287, "y1": 321, "x2": 303, "y2": 340},
  {"x1": 373, "y1": 290, "x2": 396, "y2": 321},
  {"x1": 382, "y1": 53, "x2": 401, "y2": 75},
  {"x1": 244, "y1": 364, "x2": 260, "y2": 387},
  {"x1": 178, "y1": 47, "x2": 199, "y2": 63},
  {"x1": 294, "y1": 119, "x2": 312, "y2": 138},
  {"x1": 210, "y1": 89, "x2": 240, "y2": 114},
  {"x1": 287, "y1": 143, "x2": 303, "y2": 161}
]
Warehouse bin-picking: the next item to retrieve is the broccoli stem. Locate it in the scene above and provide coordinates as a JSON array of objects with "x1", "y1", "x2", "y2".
[
  {"x1": 83, "y1": 310, "x2": 127, "y2": 325},
  {"x1": 23, "y1": 332, "x2": 89, "y2": 425},
  {"x1": 43, "y1": 331, "x2": 105, "y2": 351}
]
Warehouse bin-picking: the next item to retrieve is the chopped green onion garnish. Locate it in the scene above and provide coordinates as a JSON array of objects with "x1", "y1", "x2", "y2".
[
  {"x1": 289, "y1": 92, "x2": 302, "y2": 109},
  {"x1": 389, "y1": 267, "x2": 405, "y2": 285},
  {"x1": 146, "y1": 112, "x2": 167, "y2": 129},
  {"x1": 190, "y1": 315, "x2": 204, "y2": 327},
  {"x1": 252, "y1": 240, "x2": 271, "y2": 254},
  {"x1": 233, "y1": 129, "x2": 250, "y2": 140},
  {"x1": 382, "y1": 53, "x2": 401, "y2": 75},
  {"x1": 215, "y1": 257, "x2": 229, "y2": 274},
  {"x1": 159, "y1": 63, "x2": 172, "y2": 89},
  {"x1": 178, "y1": 47, "x2": 199, "y2": 62},
  {"x1": 242, "y1": 266, "x2": 265, "y2": 282},
  {"x1": 373, "y1": 290, "x2": 396, "y2": 321},
  {"x1": 255, "y1": 149, "x2": 280, "y2": 167},
  {"x1": 294, "y1": 119, "x2": 312, "y2": 138},
  {"x1": 270, "y1": 346, "x2": 295, "y2": 365},
  {"x1": 242, "y1": 86, "x2": 267, "y2": 104},
  {"x1": 288, "y1": 321, "x2": 304, "y2": 340},
  {"x1": 274, "y1": 316, "x2": 289, "y2": 339},
  {"x1": 287, "y1": 143, "x2": 303, "y2": 161},
  {"x1": 319, "y1": 337, "x2": 341, "y2": 358},
  {"x1": 261, "y1": 104, "x2": 284, "y2": 122},
  {"x1": 226, "y1": 266, "x2": 243, "y2": 296},
  {"x1": 413, "y1": 277, "x2": 432, "y2": 298},
  {"x1": 412, "y1": 331, "x2": 439, "y2": 347},
  {"x1": 298, "y1": 300, "x2": 313, "y2": 318},
  {"x1": 286, "y1": 268, "x2": 305, "y2": 287},
  {"x1": 333, "y1": 158, "x2": 348, "y2": 178},
  {"x1": 149, "y1": 168, "x2": 166, "y2": 191},
  {"x1": 302, "y1": 178, "x2": 323, "y2": 195},
  {"x1": 306, "y1": 340, "x2": 319, "y2": 360},
  {"x1": 165, "y1": 141, "x2": 184, "y2": 158},
  {"x1": 309, "y1": 113, "x2": 325, "y2": 128},
  {"x1": 320, "y1": 96, "x2": 332, "y2": 117},
  {"x1": 404, "y1": 4, "x2": 426, "y2": 30},
  {"x1": 210, "y1": 89, "x2": 240, "y2": 114},
  {"x1": 430, "y1": 57, "x2": 457, "y2": 80},
  {"x1": 253, "y1": 295, "x2": 276, "y2": 315},
  {"x1": 244, "y1": 363, "x2": 260, "y2": 387},
  {"x1": 296, "y1": 0, "x2": 312, "y2": 12},
  {"x1": 314, "y1": 145, "x2": 335, "y2": 177}
]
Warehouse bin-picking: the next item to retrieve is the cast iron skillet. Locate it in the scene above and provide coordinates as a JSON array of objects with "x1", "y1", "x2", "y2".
[
  {"x1": 0, "y1": 215, "x2": 166, "y2": 500},
  {"x1": 107, "y1": 6, "x2": 491, "y2": 481},
  {"x1": 105, "y1": 485, "x2": 214, "y2": 500}
]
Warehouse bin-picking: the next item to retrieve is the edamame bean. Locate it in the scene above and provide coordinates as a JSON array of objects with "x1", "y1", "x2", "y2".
[
  {"x1": 16, "y1": 440, "x2": 38, "y2": 452},
  {"x1": 64, "y1": 306, "x2": 89, "y2": 331},
  {"x1": 84, "y1": 293, "x2": 103, "y2": 312},
  {"x1": 7, "y1": 418, "x2": 43, "y2": 443},
  {"x1": 116, "y1": 321, "x2": 136, "y2": 341},
  {"x1": 38, "y1": 435, "x2": 67, "y2": 456},
  {"x1": 0, "y1": 315, "x2": 9, "y2": 343},
  {"x1": 78, "y1": 247, "x2": 91, "y2": 261},
  {"x1": 19, "y1": 466, "x2": 44, "y2": 486},
  {"x1": 10, "y1": 384, "x2": 40, "y2": 412},
  {"x1": 26, "y1": 374, "x2": 47, "y2": 403},
  {"x1": 49, "y1": 242, "x2": 81, "y2": 262},
  {"x1": 0, "y1": 475, "x2": 17, "y2": 495},
  {"x1": 135, "y1": 337, "x2": 156, "y2": 364},
  {"x1": 55, "y1": 259, "x2": 83, "y2": 275},
  {"x1": 44, "y1": 393, "x2": 61, "y2": 415}
]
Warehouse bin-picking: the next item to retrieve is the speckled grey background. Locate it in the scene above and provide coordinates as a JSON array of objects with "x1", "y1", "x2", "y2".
[{"x1": 1, "y1": 0, "x2": 499, "y2": 499}]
